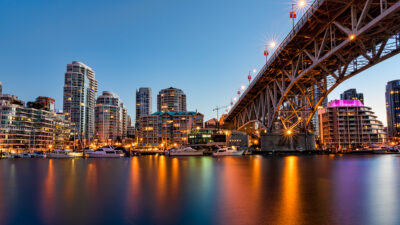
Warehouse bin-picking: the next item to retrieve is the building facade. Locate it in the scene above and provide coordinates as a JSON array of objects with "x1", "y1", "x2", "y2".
[
  {"x1": 139, "y1": 111, "x2": 203, "y2": 146},
  {"x1": 0, "y1": 94, "x2": 70, "y2": 152},
  {"x1": 27, "y1": 96, "x2": 55, "y2": 112},
  {"x1": 95, "y1": 91, "x2": 127, "y2": 144},
  {"x1": 63, "y1": 61, "x2": 98, "y2": 145},
  {"x1": 340, "y1": 89, "x2": 364, "y2": 104},
  {"x1": 188, "y1": 129, "x2": 227, "y2": 147},
  {"x1": 318, "y1": 100, "x2": 386, "y2": 151},
  {"x1": 157, "y1": 87, "x2": 186, "y2": 112},
  {"x1": 386, "y1": 80, "x2": 400, "y2": 142},
  {"x1": 135, "y1": 88, "x2": 152, "y2": 127}
]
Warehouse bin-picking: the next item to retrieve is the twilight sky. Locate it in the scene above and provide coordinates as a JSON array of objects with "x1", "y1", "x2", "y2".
[{"x1": 0, "y1": 0, "x2": 399, "y2": 124}]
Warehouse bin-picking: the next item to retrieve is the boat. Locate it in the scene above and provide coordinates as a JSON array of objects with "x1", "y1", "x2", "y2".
[
  {"x1": 168, "y1": 147, "x2": 204, "y2": 156},
  {"x1": 30, "y1": 151, "x2": 47, "y2": 158},
  {"x1": 47, "y1": 149, "x2": 75, "y2": 159},
  {"x1": 18, "y1": 152, "x2": 32, "y2": 158},
  {"x1": 85, "y1": 146, "x2": 124, "y2": 158},
  {"x1": 0, "y1": 152, "x2": 13, "y2": 159},
  {"x1": 212, "y1": 147, "x2": 244, "y2": 156}
]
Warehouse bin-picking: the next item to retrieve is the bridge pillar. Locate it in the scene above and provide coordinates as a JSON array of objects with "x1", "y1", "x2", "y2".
[{"x1": 260, "y1": 133, "x2": 315, "y2": 152}]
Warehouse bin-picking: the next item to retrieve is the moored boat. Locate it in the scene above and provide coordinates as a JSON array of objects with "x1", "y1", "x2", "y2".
[
  {"x1": 30, "y1": 151, "x2": 47, "y2": 158},
  {"x1": 0, "y1": 152, "x2": 13, "y2": 159},
  {"x1": 47, "y1": 149, "x2": 75, "y2": 159},
  {"x1": 168, "y1": 147, "x2": 204, "y2": 156},
  {"x1": 85, "y1": 146, "x2": 124, "y2": 158},
  {"x1": 212, "y1": 147, "x2": 244, "y2": 156}
]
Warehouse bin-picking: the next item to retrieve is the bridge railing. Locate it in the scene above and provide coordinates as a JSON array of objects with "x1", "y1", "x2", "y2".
[{"x1": 227, "y1": 0, "x2": 325, "y2": 118}]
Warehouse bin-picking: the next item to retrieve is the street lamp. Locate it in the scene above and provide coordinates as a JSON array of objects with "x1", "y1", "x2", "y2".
[{"x1": 290, "y1": 0, "x2": 307, "y2": 30}]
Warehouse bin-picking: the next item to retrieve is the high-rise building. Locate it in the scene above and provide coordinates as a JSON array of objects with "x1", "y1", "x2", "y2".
[
  {"x1": 386, "y1": 80, "x2": 400, "y2": 141},
  {"x1": 135, "y1": 88, "x2": 152, "y2": 126},
  {"x1": 312, "y1": 83, "x2": 328, "y2": 135},
  {"x1": 63, "y1": 61, "x2": 98, "y2": 145},
  {"x1": 139, "y1": 111, "x2": 203, "y2": 146},
  {"x1": 0, "y1": 93, "x2": 70, "y2": 152},
  {"x1": 318, "y1": 100, "x2": 386, "y2": 151},
  {"x1": 95, "y1": 91, "x2": 127, "y2": 144},
  {"x1": 0, "y1": 81, "x2": 2, "y2": 95},
  {"x1": 340, "y1": 89, "x2": 364, "y2": 104},
  {"x1": 157, "y1": 87, "x2": 186, "y2": 112},
  {"x1": 27, "y1": 96, "x2": 55, "y2": 112}
]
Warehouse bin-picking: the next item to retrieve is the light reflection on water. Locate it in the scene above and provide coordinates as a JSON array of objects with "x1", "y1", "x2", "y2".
[{"x1": 0, "y1": 155, "x2": 400, "y2": 225}]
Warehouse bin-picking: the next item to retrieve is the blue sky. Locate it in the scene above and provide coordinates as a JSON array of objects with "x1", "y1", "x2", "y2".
[{"x1": 0, "y1": 0, "x2": 399, "y2": 124}]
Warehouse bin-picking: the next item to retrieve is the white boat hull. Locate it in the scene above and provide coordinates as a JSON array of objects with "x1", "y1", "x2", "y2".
[
  {"x1": 212, "y1": 150, "x2": 244, "y2": 156},
  {"x1": 169, "y1": 151, "x2": 204, "y2": 156},
  {"x1": 85, "y1": 153, "x2": 124, "y2": 158},
  {"x1": 47, "y1": 154, "x2": 75, "y2": 159}
]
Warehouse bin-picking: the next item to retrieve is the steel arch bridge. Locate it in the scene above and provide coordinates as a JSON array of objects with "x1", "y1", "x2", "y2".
[{"x1": 224, "y1": 0, "x2": 400, "y2": 134}]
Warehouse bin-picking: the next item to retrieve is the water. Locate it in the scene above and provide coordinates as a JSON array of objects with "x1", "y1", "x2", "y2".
[{"x1": 0, "y1": 155, "x2": 400, "y2": 225}]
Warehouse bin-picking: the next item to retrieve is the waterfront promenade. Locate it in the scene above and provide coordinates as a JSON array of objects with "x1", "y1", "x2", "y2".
[{"x1": 0, "y1": 155, "x2": 399, "y2": 225}]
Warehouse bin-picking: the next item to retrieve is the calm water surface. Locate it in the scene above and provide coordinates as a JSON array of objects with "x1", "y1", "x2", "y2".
[{"x1": 0, "y1": 155, "x2": 400, "y2": 225}]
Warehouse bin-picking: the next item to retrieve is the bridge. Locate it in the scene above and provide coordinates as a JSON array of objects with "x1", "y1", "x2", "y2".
[{"x1": 224, "y1": 0, "x2": 400, "y2": 150}]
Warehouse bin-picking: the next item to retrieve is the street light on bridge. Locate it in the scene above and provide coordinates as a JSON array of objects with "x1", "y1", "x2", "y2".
[{"x1": 290, "y1": 0, "x2": 308, "y2": 29}]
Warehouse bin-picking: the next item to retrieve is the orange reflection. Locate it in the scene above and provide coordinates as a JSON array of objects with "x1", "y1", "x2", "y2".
[
  {"x1": 251, "y1": 156, "x2": 261, "y2": 192},
  {"x1": 218, "y1": 157, "x2": 260, "y2": 224},
  {"x1": 277, "y1": 156, "x2": 300, "y2": 224},
  {"x1": 63, "y1": 159, "x2": 77, "y2": 204},
  {"x1": 42, "y1": 159, "x2": 55, "y2": 223},
  {"x1": 85, "y1": 162, "x2": 98, "y2": 193},
  {"x1": 156, "y1": 156, "x2": 167, "y2": 209},
  {"x1": 125, "y1": 157, "x2": 140, "y2": 214},
  {"x1": 171, "y1": 158, "x2": 179, "y2": 198}
]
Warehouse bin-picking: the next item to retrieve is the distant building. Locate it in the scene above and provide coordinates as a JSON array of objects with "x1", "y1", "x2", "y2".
[
  {"x1": 340, "y1": 89, "x2": 364, "y2": 104},
  {"x1": 136, "y1": 88, "x2": 152, "y2": 127},
  {"x1": 0, "y1": 81, "x2": 2, "y2": 95},
  {"x1": 205, "y1": 118, "x2": 218, "y2": 129},
  {"x1": 312, "y1": 83, "x2": 328, "y2": 136},
  {"x1": 127, "y1": 126, "x2": 136, "y2": 139},
  {"x1": 27, "y1": 96, "x2": 55, "y2": 112},
  {"x1": 386, "y1": 80, "x2": 400, "y2": 142},
  {"x1": 95, "y1": 91, "x2": 127, "y2": 144},
  {"x1": 0, "y1": 93, "x2": 70, "y2": 152},
  {"x1": 318, "y1": 100, "x2": 386, "y2": 151},
  {"x1": 63, "y1": 61, "x2": 98, "y2": 145},
  {"x1": 139, "y1": 111, "x2": 203, "y2": 146},
  {"x1": 157, "y1": 87, "x2": 186, "y2": 112},
  {"x1": 188, "y1": 129, "x2": 227, "y2": 147},
  {"x1": 228, "y1": 131, "x2": 249, "y2": 149}
]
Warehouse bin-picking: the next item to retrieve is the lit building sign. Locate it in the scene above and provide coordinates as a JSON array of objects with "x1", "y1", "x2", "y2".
[{"x1": 328, "y1": 100, "x2": 364, "y2": 108}]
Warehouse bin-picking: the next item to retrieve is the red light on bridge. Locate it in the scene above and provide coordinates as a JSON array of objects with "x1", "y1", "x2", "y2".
[{"x1": 290, "y1": 11, "x2": 297, "y2": 19}]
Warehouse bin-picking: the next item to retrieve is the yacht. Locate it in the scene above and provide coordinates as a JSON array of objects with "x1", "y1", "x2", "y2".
[
  {"x1": 168, "y1": 147, "x2": 204, "y2": 156},
  {"x1": 212, "y1": 147, "x2": 244, "y2": 156},
  {"x1": 85, "y1": 146, "x2": 124, "y2": 158},
  {"x1": 47, "y1": 149, "x2": 76, "y2": 159},
  {"x1": 30, "y1": 151, "x2": 47, "y2": 158},
  {"x1": 13, "y1": 152, "x2": 32, "y2": 158},
  {"x1": 0, "y1": 152, "x2": 13, "y2": 159}
]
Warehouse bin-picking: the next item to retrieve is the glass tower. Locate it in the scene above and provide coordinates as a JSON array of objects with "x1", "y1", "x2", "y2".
[
  {"x1": 63, "y1": 61, "x2": 98, "y2": 146},
  {"x1": 135, "y1": 88, "x2": 152, "y2": 126},
  {"x1": 386, "y1": 80, "x2": 400, "y2": 141},
  {"x1": 157, "y1": 87, "x2": 186, "y2": 112}
]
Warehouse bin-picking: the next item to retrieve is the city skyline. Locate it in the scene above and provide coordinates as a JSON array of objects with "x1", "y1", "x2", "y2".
[{"x1": 0, "y1": 0, "x2": 399, "y2": 124}]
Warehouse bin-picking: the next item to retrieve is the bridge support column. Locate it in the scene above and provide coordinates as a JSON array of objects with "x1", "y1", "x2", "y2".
[{"x1": 260, "y1": 133, "x2": 315, "y2": 152}]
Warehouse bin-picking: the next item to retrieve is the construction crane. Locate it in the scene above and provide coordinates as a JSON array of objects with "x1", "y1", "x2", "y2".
[
  {"x1": 212, "y1": 105, "x2": 230, "y2": 130},
  {"x1": 213, "y1": 105, "x2": 230, "y2": 121}
]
